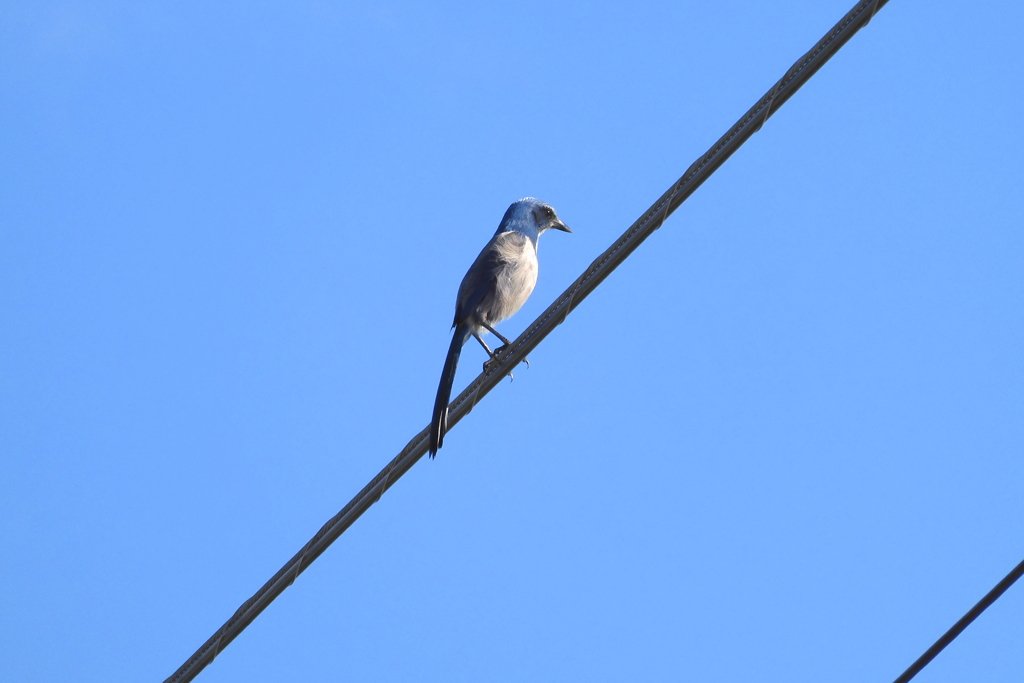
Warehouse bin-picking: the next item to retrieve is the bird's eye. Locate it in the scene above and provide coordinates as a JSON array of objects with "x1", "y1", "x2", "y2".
[{"x1": 544, "y1": 207, "x2": 554, "y2": 217}]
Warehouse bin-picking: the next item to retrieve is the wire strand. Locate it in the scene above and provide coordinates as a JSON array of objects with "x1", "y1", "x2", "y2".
[
  {"x1": 164, "y1": 1, "x2": 890, "y2": 680},
  {"x1": 892, "y1": 558, "x2": 1024, "y2": 683}
]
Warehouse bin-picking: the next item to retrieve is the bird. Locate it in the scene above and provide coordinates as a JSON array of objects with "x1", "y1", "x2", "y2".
[{"x1": 428, "y1": 197, "x2": 571, "y2": 458}]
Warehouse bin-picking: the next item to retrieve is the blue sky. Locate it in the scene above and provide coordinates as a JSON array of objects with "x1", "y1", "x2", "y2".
[{"x1": 2, "y1": 1, "x2": 1022, "y2": 681}]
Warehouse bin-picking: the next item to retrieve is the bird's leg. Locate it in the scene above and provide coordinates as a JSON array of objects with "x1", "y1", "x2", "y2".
[
  {"x1": 479, "y1": 322, "x2": 530, "y2": 369},
  {"x1": 472, "y1": 332, "x2": 497, "y2": 359},
  {"x1": 480, "y1": 322, "x2": 512, "y2": 346},
  {"x1": 473, "y1": 331, "x2": 515, "y2": 380}
]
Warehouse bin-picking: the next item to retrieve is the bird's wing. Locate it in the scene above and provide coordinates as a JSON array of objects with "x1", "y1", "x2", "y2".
[{"x1": 454, "y1": 231, "x2": 525, "y2": 325}]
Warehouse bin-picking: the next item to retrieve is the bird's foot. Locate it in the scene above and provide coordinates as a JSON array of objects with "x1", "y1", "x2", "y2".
[
  {"x1": 495, "y1": 344, "x2": 530, "y2": 369},
  {"x1": 482, "y1": 346, "x2": 529, "y2": 376},
  {"x1": 483, "y1": 357, "x2": 511, "y2": 380}
]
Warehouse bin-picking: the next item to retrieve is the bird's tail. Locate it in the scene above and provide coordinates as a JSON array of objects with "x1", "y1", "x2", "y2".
[{"x1": 429, "y1": 323, "x2": 472, "y2": 457}]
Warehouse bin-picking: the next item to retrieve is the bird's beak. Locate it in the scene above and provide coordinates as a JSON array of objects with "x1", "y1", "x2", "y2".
[{"x1": 553, "y1": 220, "x2": 572, "y2": 233}]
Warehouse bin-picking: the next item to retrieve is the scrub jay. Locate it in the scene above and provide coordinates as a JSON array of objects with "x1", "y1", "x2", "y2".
[{"x1": 429, "y1": 197, "x2": 571, "y2": 457}]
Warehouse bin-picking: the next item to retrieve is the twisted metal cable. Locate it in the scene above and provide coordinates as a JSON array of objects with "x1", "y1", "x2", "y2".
[
  {"x1": 164, "y1": 1, "x2": 890, "y2": 680},
  {"x1": 892, "y1": 558, "x2": 1024, "y2": 683}
]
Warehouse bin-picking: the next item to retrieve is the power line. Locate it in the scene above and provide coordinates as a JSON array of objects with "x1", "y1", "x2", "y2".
[
  {"x1": 164, "y1": 1, "x2": 891, "y2": 681},
  {"x1": 892, "y1": 557, "x2": 1024, "y2": 683}
]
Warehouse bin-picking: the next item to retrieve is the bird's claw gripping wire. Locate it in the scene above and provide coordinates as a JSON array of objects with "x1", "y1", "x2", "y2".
[
  {"x1": 482, "y1": 357, "x2": 512, "y2": 380},
  {"x1": 499, "y1": 346, "x2": 530, "y2": 371},
  {"x1": 482, "y1": 345, "x2": 529, "y2": 380}
]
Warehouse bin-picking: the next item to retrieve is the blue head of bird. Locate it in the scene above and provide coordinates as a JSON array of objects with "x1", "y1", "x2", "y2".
[{"x1": 495, "y1": 197, "x2": 572, "y2": 245}]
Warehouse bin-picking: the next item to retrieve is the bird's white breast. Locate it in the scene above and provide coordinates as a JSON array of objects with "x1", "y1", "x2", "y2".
[{"x1": 490, "y1": 232, "x2": 538, "y2": 323}]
